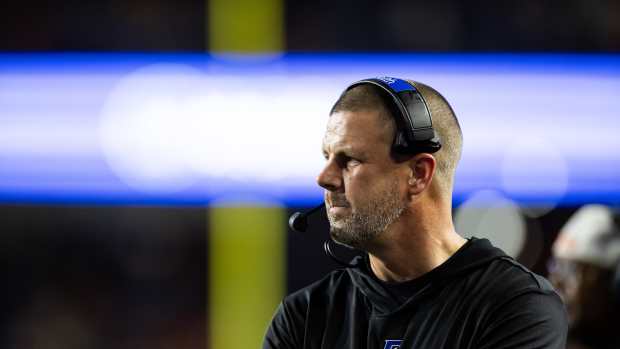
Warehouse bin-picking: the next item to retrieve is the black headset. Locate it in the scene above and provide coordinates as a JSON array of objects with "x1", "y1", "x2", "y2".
[
  {"x1": 290, "y1": 77, "x2": 441, "y2": 267},
  {"x1": 343, "y1": 77, "x2": 442, "y2": 155}
]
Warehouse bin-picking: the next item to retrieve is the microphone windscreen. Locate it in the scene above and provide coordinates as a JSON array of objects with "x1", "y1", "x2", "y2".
[{"x1": 288, "y1": 212, "x2": 308, "y2": 233}]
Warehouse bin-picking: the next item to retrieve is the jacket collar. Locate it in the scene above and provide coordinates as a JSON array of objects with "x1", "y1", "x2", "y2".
[{"x1": 346, "y1": 238, "x2": 507, "y2": 315}]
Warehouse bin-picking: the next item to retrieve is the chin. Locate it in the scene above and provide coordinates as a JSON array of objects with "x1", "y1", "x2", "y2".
[
  {"x1": 329, "y1": 227, "x2": 351, "y2": 243},
  {"x1": 329, "y1": 229, "x2": 367, "y2": 250}
]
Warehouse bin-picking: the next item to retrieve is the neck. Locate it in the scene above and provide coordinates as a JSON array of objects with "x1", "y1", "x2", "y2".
[{"x1": 366, "y1": 202, "x2": 466, "y2": 283}]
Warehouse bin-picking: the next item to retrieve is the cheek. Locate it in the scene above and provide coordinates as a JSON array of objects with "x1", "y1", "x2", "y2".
[
  {"x1": 342, "y1": 174, "x2": 361, "y2": 199},
  {"x1": 344, "y1": 170, "x2": 403, "y2": 202},
  {"x1": 342, "y1": 170, "x2": 372, "y2": 200}
]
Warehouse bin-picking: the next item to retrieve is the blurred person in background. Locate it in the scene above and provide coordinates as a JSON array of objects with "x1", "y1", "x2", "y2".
[{"x1": 550, "y1": 205, "x2": 620, "y2": 349}]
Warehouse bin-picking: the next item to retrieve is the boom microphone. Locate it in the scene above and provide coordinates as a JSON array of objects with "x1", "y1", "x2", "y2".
[
  {"x1": 288, "y1": 203, "x2": 359, "y2": 268},
  {"x1": 288, "y1": 203, "x2": 325, "y2": 233}
]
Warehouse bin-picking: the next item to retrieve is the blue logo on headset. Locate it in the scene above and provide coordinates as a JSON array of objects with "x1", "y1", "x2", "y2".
[
  {"x1": 376, "y1": 77, "x2": 414, "y2": 93},
  {"x1": 384, "y1": 339, "x2": 403, "y2": 349},
  {"x1": 378, "y1": 76, "x2": 397, "y2": 84}
]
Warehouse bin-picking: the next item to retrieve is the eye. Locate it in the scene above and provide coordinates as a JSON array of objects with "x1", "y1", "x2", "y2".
[
  {"x1": 347, "y1": 157, "x2": 361, "y2": 167},
  {"x1": 339, "y1": 155, "x2": 360, "y2": 169}
]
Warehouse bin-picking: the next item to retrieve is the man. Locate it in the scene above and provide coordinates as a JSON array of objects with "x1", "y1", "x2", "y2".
[
  {"x1": 263, "y1": 77, "x2": 567, "y2": 348},
  {"x1": 550, "y1": 205, "x2": 620, "y2": 349}
]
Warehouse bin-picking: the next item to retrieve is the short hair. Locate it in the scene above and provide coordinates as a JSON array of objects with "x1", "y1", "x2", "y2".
[
  {"x1": 330, "y1": 84, "x2": 396, "y2": 143},
  {"x1": 330, "y1": 81, "x2": 463, "y2": 194}
]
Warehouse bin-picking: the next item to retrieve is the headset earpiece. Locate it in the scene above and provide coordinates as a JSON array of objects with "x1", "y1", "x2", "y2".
[{"x1": 344, "y1": 77, "x2": 442, "y2": 155}]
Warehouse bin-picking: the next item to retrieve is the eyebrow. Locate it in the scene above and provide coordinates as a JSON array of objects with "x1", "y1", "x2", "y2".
[{"x1": 322, "y1": 143, "x2": 367, "y2": 160}]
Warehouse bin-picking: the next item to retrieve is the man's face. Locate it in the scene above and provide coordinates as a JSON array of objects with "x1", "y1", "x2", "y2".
[{"x1": 318, "y1": 109, "x2": 407, "y2": 249}]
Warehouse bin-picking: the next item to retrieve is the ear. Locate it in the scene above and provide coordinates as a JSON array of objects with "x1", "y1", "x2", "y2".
[{"x1": 406, "y1": 153, "x2": 436, "y2": 195}]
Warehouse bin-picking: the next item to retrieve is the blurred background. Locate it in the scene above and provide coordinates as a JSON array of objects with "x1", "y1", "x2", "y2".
[{"x1": 1, "y1": 1, "x2": 619, "y2": 348}]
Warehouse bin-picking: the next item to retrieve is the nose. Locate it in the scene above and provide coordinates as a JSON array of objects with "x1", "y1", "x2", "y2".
[{"x1": 317, "y1": 159, "x2": 342, "y2": 192}]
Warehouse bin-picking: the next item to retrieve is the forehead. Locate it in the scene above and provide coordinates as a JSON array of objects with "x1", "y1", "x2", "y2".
[{"x1": 322, "y1": 110, "x2": 392, "y2": 151}]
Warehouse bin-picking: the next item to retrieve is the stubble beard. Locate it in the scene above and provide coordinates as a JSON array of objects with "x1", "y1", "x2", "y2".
[{"x1": 327, "y1": 180, "x2": 406, "y2": 249}]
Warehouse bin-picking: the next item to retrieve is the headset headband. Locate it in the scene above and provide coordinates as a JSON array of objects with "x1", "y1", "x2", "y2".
[{"x1": 345, "y1": 77, "x2": 441, "y2": 154}]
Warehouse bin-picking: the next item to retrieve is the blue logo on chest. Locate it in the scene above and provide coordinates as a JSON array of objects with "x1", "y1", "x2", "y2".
[{"x1": 384, "y1": 339, "x2": 403, "y2": 349}]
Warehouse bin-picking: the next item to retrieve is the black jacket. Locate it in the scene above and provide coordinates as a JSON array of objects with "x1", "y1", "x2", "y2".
[{"x1": 264, "y1": 238, "x2": 568, "y2": 348}]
